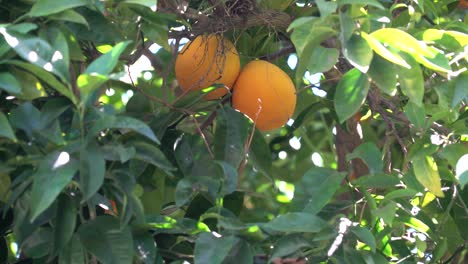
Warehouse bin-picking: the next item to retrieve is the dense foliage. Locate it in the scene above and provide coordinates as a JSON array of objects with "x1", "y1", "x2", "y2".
[{"x1": 0, "y1": 0, "x2": 467, "y2": 263}]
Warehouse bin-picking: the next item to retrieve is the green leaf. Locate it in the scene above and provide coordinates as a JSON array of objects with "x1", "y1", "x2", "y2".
[
  {"x1": 7, "y1": 23, "x2": 38, "y2": 34},
  {"x1": 297, "y1": 168, "x2": 346, "y2": 214},
  {"x1": 0, "y1": 112, "x2": 16, "y2": 141},
  {"x1": 248, "y1": 129, "x2": 272, "y2": 176},
  {"x1": 29, "y1": 0, "x2": 88, "y2": 17},
  {"x1": 371, "y1": 28, "x2": 433, "y2": 58},
  {"x1": 452, "y1": 73, "x2": 468, "y2": 107},
  {"x1": 338, "y1": 0, "x2": 385, "y2": 9},
  {"x1": 367, "y1": 55, "x2": 397, "y2": 95},
  {"x1": 77, "y1": 73, "x2": 108, "y2": 105},
  {"x1": 215, "y1": 161, "x2": 238, "y2": 196},
  {"x1": 0, "y1": 29, "x2": 70, "y2": 82},
  {"x1": 214, "y1": 106, "x2": 249, "y2": 169},
  {"x1": 352, "y1": 174, "x2": 400, "y2": 188},
  {"x1": 372, "y1": 201, "x2": 397, "y2": 226},
  {"x1": 59, "y1": 234, "x2": 85, "y2": 264},
  {"x1": 85, "y1": 41, "x2": 131, "y2": 75},
  {"x1": 11, "y1": 68, "x2": 47, "y2": 100},
  {"x1": 334, "y1": 68, "x2": 370, "y2": 123},
  {"x1": 419, "y1": 29, "x2": 468, "y2": 51},
  {"x1": 88, "y1": 114, "x2": 159, "y2": 143},
  {"x1": 0, "y1": 173, "x2": 11, "y2": 202},
  {"x1": 22, "y1": 227, "x2": 53, "y2": 258},
  {"x1": 350, "y1": 226, "x2": 376, "y2": 252},
  {"x1": 78, "y1": 216, "x2": 134, "y2": 264},
  {"x1": 123, "y1": 0, "x2": 158, "y2": 8},
  {"x1": 384, "y1": 189, "x2": 418, "y2": 200},
  {"x1": 361, "y1": 32, "x2": 410, "y2": 69},
  {"x1": 30, "y1": 153, "x2": 78, "y2": 220},
  {"x1": 315, "y1": 0, "x2": 337, "y2": 17},
  {"x1": 9, "y1": 102, "x2": 41, "y2": 138},
  {"x1": 414, "y1": 46, "x2": 451, "y2": 73},
  {"x1": 132, "y1": 229, "x2": 157, "y2": 264},
  {"x1": 79, "y1": 142, "x2": 106, "y2": 201},
  {"x1": 0, "y1": 72, "x2": 21, "y2": 94},
  {"x1": 130, "y1": 141, "x2": 175, "y2": 172},
  {"x1": 48, "y1": 9, "x2": 89, "y2": 27},
  {"x1": 101, "y1": 144, "x2": 136, "y2": 162},
  {"x1": 269, "y1": 234, "x2": 311, "y2": 262},
  {"x1": 456, "y1": 154, "x2": 468, "y2": 189},
  {"x1": 53, "y1": 194, "x2": 77, "y2": 255},
  {"x1": 404, "y1": 101, "x2": 426, "y2": 129},
  {"x1": 291, "y1": 24, "x2": 337, "y2": 83},
  {"x1": 412, "y1": 155, "x2": 444, "y2": 197},
  {"x1": 175, "y1": 178, "x2": 195, "y2": 206},
  {"x1": 307, "y1": 46, "x2": 339, "y2": 74},
  {"x1": 7, "y1": 61, "x2": 76, "y2": 103},
  {"x1": 347, "y1": 142, "x2": 383, "y2": 174},
  {"x1": 397, "y1": 53, "x2": 424, "y2": 106},
  {"x1": 343, "y1": 34, "x2": 373, "y2": 73},
  {"x1": 194, "y1": 233, "x2": 240, "y2": 264},
  {"x1": 263, "y1": 213, "x2": 327, "y2": 233}
]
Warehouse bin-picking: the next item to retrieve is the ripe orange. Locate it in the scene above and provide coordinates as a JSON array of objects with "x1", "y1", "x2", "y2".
[
  {"x1": 175, "y1": 34, "x2": 240, "y2": 100},
  {"x1": 232, "y1": 60, "x2": 296, "y2": 131}
]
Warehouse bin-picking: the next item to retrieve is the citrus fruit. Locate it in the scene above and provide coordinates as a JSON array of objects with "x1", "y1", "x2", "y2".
[
  {"x1": 175, "y1": 34, "x2": 240, "y2": 100},
  {"x1": 232, "y1": 60, "x2": 296, "y2": 131}
]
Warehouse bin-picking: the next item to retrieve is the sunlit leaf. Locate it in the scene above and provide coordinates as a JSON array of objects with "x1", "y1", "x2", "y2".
[
  {"x1": 85, "y1": 41, "x2": 131, "y2": 75},
  {"x1": 397, "y1": 53, "x2": 424, "y2": 106},
  {"x1": 361, "y1": 32, "x2": 410, "y2": 69},
  {"x1": 342, "y1": 34, "x2": 373, "y2": 73},
  {"x1": 371, "y1": 28, "x2": 433, "y2": 57},
  {"x1": 334, "y1": 68, "x2": 370, "y2": 123},
  {"x1": 419, "y1": 29, "x2": 468, "y2": 50},
  {"x1": 412, "y1": 155, "x2": 444, "y2": 197},
  {"x1": 350, "y1": 226, "x2": 376, "y2": 252}
]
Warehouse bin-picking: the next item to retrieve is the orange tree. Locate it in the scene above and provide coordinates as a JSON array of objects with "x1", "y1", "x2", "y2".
[{"x1": 0, "y1": 0, "x2": 467, "y2": 263}]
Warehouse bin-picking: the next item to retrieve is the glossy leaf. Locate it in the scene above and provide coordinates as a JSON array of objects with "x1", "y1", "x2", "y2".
[
  {"x1": 412, "y1": 155, "x2": 444, "y2": 197},
  {"x1": 371, "y1": 28, "x2": 433, "y2": 57},
  {"x1": 30, "y1": 153, "x2": 78, "y2": 220},
  {"x1": 78, "y1": 216, "x2": 134, "y2": 264},
  {"x1": 85, "y1": 41, "x2": 131, "y2": 75},
  {"x1": 308, "y1": 46, "x2": 339, "y2": 74},
  {"x1": 334, "y1": 68, "x2": 370, "y2": 123},
  {"x1": 419, "y1": 29, "x2": 468, "y2": 50},
  {"x1": 361, "y1": 32, "x2": 410, "y2": 69},
  {"x1": 343, "y1": 34, "x2": 373, "y2": 73},
  {"x1": 88, "y1": 114, "x2": 159, "y2": 143}
]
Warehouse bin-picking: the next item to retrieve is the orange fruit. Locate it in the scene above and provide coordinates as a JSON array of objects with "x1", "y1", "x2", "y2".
[
  {"x1": 175, "y1": 34, "x2": 240, "y2": 100},
  {"x1": 232, "y1": 60, "x2": 296, "y2": 131}
]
